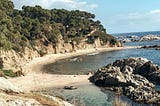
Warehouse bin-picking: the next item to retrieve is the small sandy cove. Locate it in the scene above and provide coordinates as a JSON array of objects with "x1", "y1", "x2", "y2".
[{"x1": 9, "y1": 46, "x2": 138, "y2": 92}]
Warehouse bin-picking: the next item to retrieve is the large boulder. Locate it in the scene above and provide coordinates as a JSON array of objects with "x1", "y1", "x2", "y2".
[
  {"x1": 90, "y1": 57, "x2": 160, "y2": 105},
  {"x1": 110, "y1": 57, "x2": 160, "y2": 84},
  {"x1": 90, "y1": 57, "x2": 155, "y2": 87},
  {"x1": 92, "y1": 66, "x2": 127, "y2": 86}
]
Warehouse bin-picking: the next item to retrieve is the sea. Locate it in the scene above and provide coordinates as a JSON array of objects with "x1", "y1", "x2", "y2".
[
  {"x1": 113, "y1": 31, "x2": 160, "y2": 37},
  {"x1": 40, "y1": 31, "x2": 160, "y2": 106}
]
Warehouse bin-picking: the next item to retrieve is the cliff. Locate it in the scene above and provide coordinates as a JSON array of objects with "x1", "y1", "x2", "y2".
[{"x1": 0, "y1": 32, "x2": 121, "y2": 73}]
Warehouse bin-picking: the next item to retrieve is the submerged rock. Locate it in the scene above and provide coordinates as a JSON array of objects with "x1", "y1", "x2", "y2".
[{"x1": 90, "y1": 57, "x2": 160, "y2": 105}]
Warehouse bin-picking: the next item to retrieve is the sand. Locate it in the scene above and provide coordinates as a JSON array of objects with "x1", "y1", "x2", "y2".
[{"x1": 8, "y1": 46, "x2": 138, "y2": 92}]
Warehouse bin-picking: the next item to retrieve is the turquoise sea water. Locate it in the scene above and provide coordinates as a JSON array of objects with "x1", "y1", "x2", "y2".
[
  {"x1": 41, "y1": 39, "x2": 160, "y2": 106},
  {"x1": 42, "y1": 83, "x2": 115, "y2": 106}
]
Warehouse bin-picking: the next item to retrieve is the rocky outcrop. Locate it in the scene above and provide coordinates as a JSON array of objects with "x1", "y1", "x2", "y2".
[
  {"x1": 0, "y1": 77, "x2": 40, "y2": 106},
  {"x1": 116, "y1": 34, "x2": 160, "y2": 43},
  {"x1": 141, "y1": 45, "x2": 160, "y2": 50},
  {"x1": 116, "y1": 35, "x2": 139, "y2": 43},
  {"x1": 0, "y1": 77, "x2": 73, "y2": 106},
  {"x1": 111, "y1": 57, "x2": 160, "y2": 84},
  {"x1": 90, "y1": 57, "x2": 160, "y2": 105},
  {"x1": 0, "y1": 49, "x2": 40, "y2": 72},
  {"x1": 140, "y1": 35, "x2": 160, "y2": 41},
  {"x1": 0, "y1": 93, "x2": 41, "y2": 106},
  {"x1": 0, "y1": 91, "x2": 74, "y2": 106},
  {"x1": 0, "y1": 77, "x2": 22, "y2": 93}
]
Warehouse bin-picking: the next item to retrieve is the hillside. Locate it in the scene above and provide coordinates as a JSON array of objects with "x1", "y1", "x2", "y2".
[
  {"x1": 0, "y1": 0, "x2": 121, "y2": 74},
  {"x1": 0, "y1": 1, "x2": 122, "y2": 105}
]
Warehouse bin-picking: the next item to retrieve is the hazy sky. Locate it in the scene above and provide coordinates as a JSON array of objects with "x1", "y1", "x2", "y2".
[{"x1": 12, "y1": 0, "x2": 160, "y2": 33}]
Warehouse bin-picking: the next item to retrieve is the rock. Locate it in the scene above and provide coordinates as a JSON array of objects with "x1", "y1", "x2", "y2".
[
  {"x1": 87, "y1": 72, "x2": 93, "y2": 76},
  {"x1": 0, "y1": 92, "x2": 41, "y2": 106},
  {"x1": 141, "y1": 45, "x2": 160, "y2": 51},
  {"x1": 121, "y1": 39, "x2": 132, "y2": 43},
  {"x1": 91, "y1": 66, "x2": 127, "y2": 86},
  {"x1": 116, "y1": 34, "x2": 160, "y2": 43},
  {"x1": 122, "y1": 66, "x2": 133, "y2": 74},
  {"x1": 0, "y1": 77, "x2": 22, "y2": 93},
  {"x1": 140, "y1": 35, "x2": 160, "y2": 41},
  {"x1": 156, "y1": 48, "x2": 160, "y2": 50},
  {"x1": 90, "y1": 57, "x2": 160, "y2": 105},
  {"x1": 6, "y1": 98, "x2": 41, "y2": 106},
  {"x1": 14, "y1": 71, "x2": 25, "y2": 77},
  {"x1": 111, "y1": 57, "x2": 160, "y2": 84},
  {"x1": 0, "y1": 90, "x2": 74, "y2": 106}
]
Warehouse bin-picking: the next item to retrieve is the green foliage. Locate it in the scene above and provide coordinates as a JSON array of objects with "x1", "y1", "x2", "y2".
[
  {"x1": 87, "y1": 36, "x2": 95, "y2": 44},
  {"x1": 0, "y1": 34, "x2": 12, "y2": 50},
  {"x1": 0, "y1": 69, "x2": 16, "y2": 77},
  {"x1": 0, "y1": 0, "x2": 14, "y2": 15},
  {"x1": 0, "y1": 0, "x2": 118, "y2": 52},
  {"x1": 89, "y1": 30, "x2": 118, "y2": 45},
  {"x1": 38, "y1": 49, "x2": 47, "y2": 57}
]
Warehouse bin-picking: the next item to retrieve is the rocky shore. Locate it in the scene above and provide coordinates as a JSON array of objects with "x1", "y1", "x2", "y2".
[
  {"x1": 90, "y1": 57, "x2": 160, "y2": 105},
  {"x1": 116, "y1": 34, "x2": 160, "y2": 43}
]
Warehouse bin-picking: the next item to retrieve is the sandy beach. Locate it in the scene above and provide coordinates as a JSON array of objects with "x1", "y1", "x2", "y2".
[{"x1": 9, "y1": 46, "x2": 138, "y2": 92}]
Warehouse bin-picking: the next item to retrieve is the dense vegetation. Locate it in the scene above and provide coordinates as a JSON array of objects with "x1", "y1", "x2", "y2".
[{"x1": 0, "y1": 0, "x2": 117, "y2": 52}]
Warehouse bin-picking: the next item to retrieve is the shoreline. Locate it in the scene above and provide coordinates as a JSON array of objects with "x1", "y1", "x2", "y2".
[{"x1": 9, "y1": 46, "x2": 138, "y2": 92}]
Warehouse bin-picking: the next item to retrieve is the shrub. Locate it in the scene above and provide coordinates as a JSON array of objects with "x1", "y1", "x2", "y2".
[
  {"x1": 91, "y1": 30, "x2": 117, "y2": 45},
  {"x1": 0, "y1": 69, "x2": 16, "y2": 77},
  {"x1": 38, "y1": 50, "x2": 47, "y2": 57}
]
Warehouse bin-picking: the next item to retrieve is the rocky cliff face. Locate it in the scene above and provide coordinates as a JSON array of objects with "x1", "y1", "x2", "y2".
[
  {"x1": 0, "y1": 48, "x2": 40, "y2": 72},
  {"x1": 0, "y1": 34, "x2": 121, "y2": 73},
  {"x1": 90, "y1": 57, "x2": 160, "y2": 105}
]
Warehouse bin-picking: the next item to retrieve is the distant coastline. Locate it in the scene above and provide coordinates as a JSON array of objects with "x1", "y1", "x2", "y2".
[{"x1": 112, "y1": 30, "x2": 160, "y2": 36}]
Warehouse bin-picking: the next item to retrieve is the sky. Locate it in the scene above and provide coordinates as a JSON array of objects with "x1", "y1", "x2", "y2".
[{"x1": 12, "y1": 0, "x2": 160, "y2": 33}]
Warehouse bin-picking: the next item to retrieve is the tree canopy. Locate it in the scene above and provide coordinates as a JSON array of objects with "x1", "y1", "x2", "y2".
[{"x1": 0, "y1": 0, "x2": 117, "y2": 52}]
